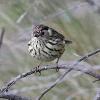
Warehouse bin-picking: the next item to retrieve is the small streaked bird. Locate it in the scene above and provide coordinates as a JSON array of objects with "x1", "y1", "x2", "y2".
[{"x1": 28, "y1": 24, "x2": 72, "y2": 70}]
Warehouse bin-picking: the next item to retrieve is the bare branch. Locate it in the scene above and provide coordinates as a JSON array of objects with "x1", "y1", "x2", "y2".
[
  {"x1": 37, "y1": 68, "x2": 72, "y2": 100},
  {"x1": 0, "y1": 92, "x2": 31, "y2": 100},
  {"x1": 0, "y1": 27, "x2": 5, "y2": 48},
  {"x1": 0, "y1": 49, "x2": 100, "y2": 100}
]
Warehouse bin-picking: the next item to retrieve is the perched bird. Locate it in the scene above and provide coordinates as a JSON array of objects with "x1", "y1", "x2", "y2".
[{"x1": 28, "y1": 24, "x2": 72, "y2": 70}]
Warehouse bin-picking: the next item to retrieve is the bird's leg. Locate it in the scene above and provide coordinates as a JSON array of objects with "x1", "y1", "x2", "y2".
[{"x1": 56, "y1": 58, "x2": 60, "y2": 72}]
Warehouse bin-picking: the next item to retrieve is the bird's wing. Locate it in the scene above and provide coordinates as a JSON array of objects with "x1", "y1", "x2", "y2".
[{"x1": 51, "y1": 28, "x2": 72, "y2": 44}]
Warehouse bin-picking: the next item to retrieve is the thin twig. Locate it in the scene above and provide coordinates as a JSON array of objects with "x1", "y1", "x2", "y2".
[
  {"x1": 0, "y1": 27, "x2": 5, "y2": 48},
  {"x1": 37, "y1": 68, "x2": 72, "y2": 100},
  {"x1": 78, "y1": 49, "x2": 100, "y2": 62}
]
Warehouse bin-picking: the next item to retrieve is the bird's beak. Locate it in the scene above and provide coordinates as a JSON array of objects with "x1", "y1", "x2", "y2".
[{"x1": 33, "y1": 33, "x2": 39, "y2": 37}]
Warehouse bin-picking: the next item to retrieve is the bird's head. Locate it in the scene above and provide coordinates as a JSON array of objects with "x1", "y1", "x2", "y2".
[{"x1": 32, "y1": 24, "x2": 53, "y2": 39}]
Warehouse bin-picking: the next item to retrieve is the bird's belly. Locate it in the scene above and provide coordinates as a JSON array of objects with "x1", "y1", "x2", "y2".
[
  {"x1": 39, "y1": 42, "x2": 65, "y2": 62},
  {"x1": 28, "y1": 38, "x2": 65, "y2": 62}
]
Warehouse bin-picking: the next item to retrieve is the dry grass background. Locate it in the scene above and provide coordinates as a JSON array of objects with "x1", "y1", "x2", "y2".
[{"x1": 0, "y1": 0, "x2": 100, "y2": 100}]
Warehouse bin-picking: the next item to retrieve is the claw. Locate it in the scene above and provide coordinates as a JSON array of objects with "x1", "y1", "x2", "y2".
[
  {"x1": 56, "y1": 66, "x2": 59, "y2": 72},
  {"x1": 35, "y1": 66, "x2": 41, "y2": 75}
]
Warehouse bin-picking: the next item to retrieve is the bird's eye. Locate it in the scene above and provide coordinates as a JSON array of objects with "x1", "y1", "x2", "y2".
[{"x1": 41, "y1": 32, "x2": 44, "y2": 35}]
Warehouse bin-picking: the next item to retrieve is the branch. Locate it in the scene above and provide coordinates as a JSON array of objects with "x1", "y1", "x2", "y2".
[
  {"x1": 0, "y1": 92, "x2": 31, "y2": 100},
  {"x1": 0, "y1": 27, "x2": 5, "y2": 48},
  {"x1": 0, "y1": 49, "x2": 100, "y2": 100},
  {"x1": 37, "y1": 68, "x2": 72, "y2": 100}
]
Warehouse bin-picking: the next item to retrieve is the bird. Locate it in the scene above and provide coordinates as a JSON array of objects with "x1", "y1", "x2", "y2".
[{"x1": 28, "y1": 24, "x2": 72, "y2": 71}]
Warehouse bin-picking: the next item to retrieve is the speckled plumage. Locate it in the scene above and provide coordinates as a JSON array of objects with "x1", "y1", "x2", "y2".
[{"x1": 28, "y1": 24, "x2": 72, "y2": 62}]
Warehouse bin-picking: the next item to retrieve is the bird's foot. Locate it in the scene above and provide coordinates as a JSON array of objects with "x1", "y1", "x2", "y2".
[
  {"x1": 56, "y1": 65, "x2": 59, "y2": 72},
  {"x1": 35, "y1": 66, "x2": 41, "y2": 75}
]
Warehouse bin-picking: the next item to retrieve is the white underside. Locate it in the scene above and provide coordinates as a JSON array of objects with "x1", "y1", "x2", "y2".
[{"x1": 28, "y1": 37, "x2": 65, "y2": 62}]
